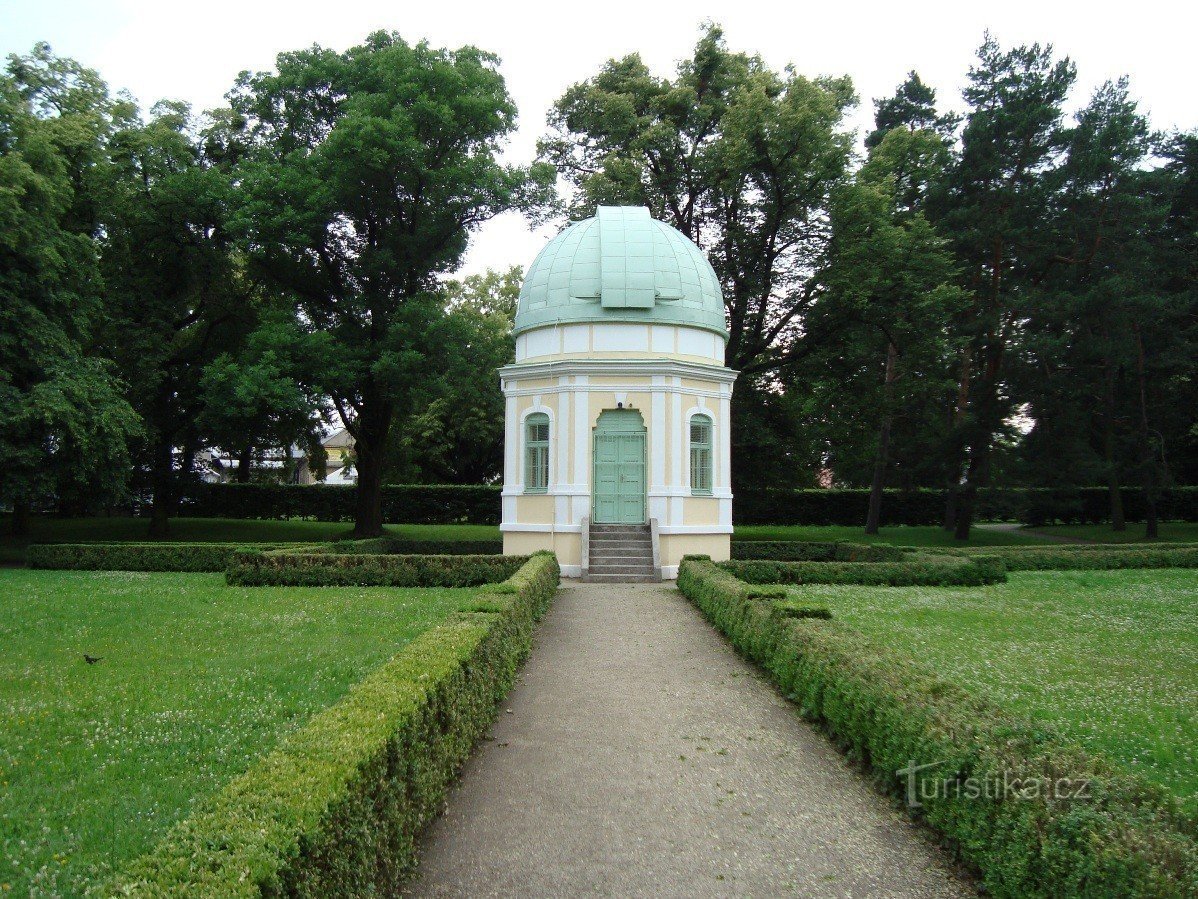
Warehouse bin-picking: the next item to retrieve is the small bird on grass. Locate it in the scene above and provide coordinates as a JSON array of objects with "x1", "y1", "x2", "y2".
[{"x1": 83, "y1": 654, "x2": 103, "y2": 665}]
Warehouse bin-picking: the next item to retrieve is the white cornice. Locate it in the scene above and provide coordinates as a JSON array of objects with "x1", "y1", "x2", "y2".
[{"x1": 500, "y1": 358, "x2": 739, "y2": 384}]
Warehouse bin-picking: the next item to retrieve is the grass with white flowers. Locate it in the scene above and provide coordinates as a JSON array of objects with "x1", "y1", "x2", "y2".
[
  {"x1": 0, "y1": 569, "x2": 483, "y2": 895},
  {"x1": 785, "y1": 568, "x2": 1198, "y2": 813}
]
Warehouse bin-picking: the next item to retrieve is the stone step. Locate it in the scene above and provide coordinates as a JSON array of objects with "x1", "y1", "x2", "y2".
[
  {"x1": 590, "y1": 549, "x2": 653, "y2": 560},
  {"x1": 589, "y1": 524, "x2": 650, "y2": 534},
  {"x1": 589, "y1": 539, "x2": 651, "y2": 551},
  {"x1": 590, "y1": 558, "x2": 654, "y2": 569},
  {"x1": 588, "y1": 563, "x2": 659, "y2": 576},
  {"x1": 583, "y1": 572, "x2": 662, "y2": 583}
]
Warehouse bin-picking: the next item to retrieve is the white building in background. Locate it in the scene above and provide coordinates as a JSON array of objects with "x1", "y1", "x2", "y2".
[{"x1": 500, "y1": 206, "x2": 737, "y2": 579}]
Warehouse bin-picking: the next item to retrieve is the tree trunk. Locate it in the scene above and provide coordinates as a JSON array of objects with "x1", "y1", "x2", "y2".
[
  {"x1": 943, "y1": 347, "x2": 973, "y2": 530},
  {"x1": 149, "y1": 437, "x2": 173, "y2": 539},
  {"x1": 236, "y1": 446, "x2": 253, "y2": 483},
  {"x1": 865, "y1": 341, "x2": 899, "y2": 535},
  {"x1": 1101, "y1": 350, "x2": 1125, "y2": 531},
  {"x1": 350, "y1": 399, "x2": 395, "y2": 538},
  {"x1": 11, "y1": 500, "x2": 31, "y2": 538},
  {"x1": 1133, "y1": 325, "x2": 1159, "y2": 540}
]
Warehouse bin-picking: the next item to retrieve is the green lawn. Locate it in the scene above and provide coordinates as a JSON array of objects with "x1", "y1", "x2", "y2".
[
  {"x1": 783, "y1": 569, "x2": 1198, "y2": 812},
  {"x1": 0, "y1": 569, "x2": 483, "y2": 895},
  {"x1": 733, "y1": 524, "x2": 1054, "y2": 547},
  {"x1": 1030, "y1": 522, "x2": 1198, "y2": 544},
  {"x1": 0, "y1": 516, "x2": 502, "y2": 565}
]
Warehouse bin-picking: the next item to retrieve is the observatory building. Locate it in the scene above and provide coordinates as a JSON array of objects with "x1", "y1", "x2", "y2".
[{"x1": 500, "y1": 206, "x2": 737, "y2": 579}]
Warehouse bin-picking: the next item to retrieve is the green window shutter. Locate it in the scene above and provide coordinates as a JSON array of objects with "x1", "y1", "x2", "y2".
[
  {"x1": 689, "y1": 416, "x2": 713, "y2": 494},
  {"x1": 525, "y1": 413, "x2": 550, "y2": 492}
]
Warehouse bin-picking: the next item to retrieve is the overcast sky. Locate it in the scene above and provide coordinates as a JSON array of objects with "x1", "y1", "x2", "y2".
[{"x1": 4, "y1": 0, "x2": 1194, "y2": 275}]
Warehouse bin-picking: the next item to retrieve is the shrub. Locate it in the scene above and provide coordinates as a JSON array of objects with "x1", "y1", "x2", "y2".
[
  {"x1": 325, "y1": 537, "x2": 504, "y2": 556},
  {"x1": 227, "y1": 551, "x2": 528, "y2": 588},
  {"x1": 943, "y1": 545, "x2": 1198, "y2": 571},
  {"x1": 25, "y1": 542, "x2": 300, "y2": 572},
  {"x1": 107, "y1": 552, "x2": 559, "y2": 896},
  {"x1": 178, "y1": 483, "x2": 501, "y2": 524},
  {"x1": 721, "y1": 555, "x2": 1007, "y2": 587},
  {"x1": 732, "y1": 486, "x2": 1198, "y2": 526},
  {"x1": 730, "y1": 541, "x2": 905, "y2": 562},
  {"x1": 677, "y1": 557, "x2": 1198, "y2": 898}
]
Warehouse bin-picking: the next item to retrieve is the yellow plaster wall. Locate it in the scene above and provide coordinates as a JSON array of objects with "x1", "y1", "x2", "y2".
[
  {"x1": 660, "y1": 533, "x2": 730, "y2": 566},
  {"x1": 682, "y1": 497, "x2": 721, "y2": 526},
  {"x1": 503, "y1": 530, "x2": 581, "y2": 567}
]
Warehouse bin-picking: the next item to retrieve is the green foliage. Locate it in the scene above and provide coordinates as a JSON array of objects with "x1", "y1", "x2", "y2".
[
  {"x1": 181, "y1": 482, "x2": 501, "y2": 523},
  {"x1": 228, "y1": 31, "x2": 555, "y2": 535},
  {"x1": 107, "y1": 553, "x2": 559, "y2": 895},
  {"x1": 541, "y1": 23, "x2": 855, "y2": 375},
  {"x1": 736, "y1": 486, "x2": 1198, "y2": 526},
  {"x1": 730, "y1": 541, "x2": 904, "y2": 562},
  {"x1": 677, "y1": 558, "x2": 1198, "y2": 897},
  {"x1": 941, "y1": 544, "x2": 1198, "y2": 572},
  {"x1": 0, "y1": 46, "x2": 141, "y2": 521},
  {"x1": 226, "y1": 550, "x2": 527, "y2": 588},
  {"x1": 325, "y1": 537, "x2": 503, "y2": 555},
  {"x1": 385, "y1": 267, "x2": 521, "y2": 484},
  {"x1": 24, "y1": 541, "x2": 300, "y2": 571},
  {"x1": 721, "y1": 556, "x2": 1007, "y2": 587}
]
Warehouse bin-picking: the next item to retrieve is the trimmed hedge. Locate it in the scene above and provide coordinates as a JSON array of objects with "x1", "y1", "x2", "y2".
[
  {"x1": 107, "y1": 552, "x2": 559, "y2": 896},
  {"x1": 730, "y1": 541, "x2": 905, "y2": 562},
  {"x1": 167, "y1": 482, "x2": 1198, "y2": 527},
  {"x1": 324, "y1": 537, "x2": 504, "y2": 556},
  {"x1": 734, "y1": 486, "x2": 1198, "y2": 526},
  {"x1": 25, "y1": 542, "x2": 302, "y2": 572},
  {"x1": 939, "y1": 544, "x2": 1198, "y2": 571},
  {"x1": 678, "y1": 557, "x2": 1198, "y2": 898},
  {"x1": 227, "y1": 550, "x2": 528, "y2": 588},
  {"x1": 179, "y1": 483, "x2": 501, "y2": 524},
  {"x1": 721, "y1": 555, "x2": 1007, "y2": 587}
]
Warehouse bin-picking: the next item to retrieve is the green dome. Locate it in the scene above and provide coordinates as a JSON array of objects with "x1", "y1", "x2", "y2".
[{"x1": 514, "y1": 206, "x2": 727, "y2": 338}]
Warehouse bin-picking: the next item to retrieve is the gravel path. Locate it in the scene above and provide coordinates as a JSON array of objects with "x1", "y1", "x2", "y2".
[{"x1": 408, "y1": 581, "x2": 975, "y2": 898}]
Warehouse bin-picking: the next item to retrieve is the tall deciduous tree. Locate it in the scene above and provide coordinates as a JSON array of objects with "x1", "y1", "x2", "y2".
[
  {"x1": 541, "y1": 23, "x2": 856, "y2": 375},
  {"x1": 100, "y1": 100, "x2": 244, "y2": 536},
  {"x1": 0, "y1": 45, "x2": 140, "y2": 534},
  {"x1": 386, "y1": 267, "x2": 520, "y2": 484},
  {"x1": 229, "y1": 32, "x2": 554, "y2": 535}
]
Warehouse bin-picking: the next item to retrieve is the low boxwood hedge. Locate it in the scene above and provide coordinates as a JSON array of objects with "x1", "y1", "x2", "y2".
[
  {"x1": 721, "y1": 555, "x2": 1007, "y2": 587},
  {"x1": 678, "y1": 557, "x2": 1198, "y2": 898},
  {"x1": 324, "y1": 537, "x2": 504, "y2": 556},
  {"x1": 943, "y1": 544, "x2": 1198, "y2": 571},
  {"x1": 106, "y1": 552, "x2": 559, "y2": 896},
  {"x1": 25, "y1": 542, "x2": 302, "y2": 572},
  {"x1": 729, "y1": 541, "x2": 905, "y2": 562},
  {"x1": 227, "y1": 550, "x2": 528, "y2": 588}
]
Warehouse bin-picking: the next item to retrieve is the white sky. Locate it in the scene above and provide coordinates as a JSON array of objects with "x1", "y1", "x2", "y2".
[{"x1": 3, "y1": 0, "x2": 1194, "y2": 275}]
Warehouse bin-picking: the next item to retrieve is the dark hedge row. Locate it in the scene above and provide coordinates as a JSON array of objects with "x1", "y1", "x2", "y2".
[
  {"x1": 722, "y1": 555, "x2": 1007, "y2": 587},
  {"x1": 174, "y1": 483, "x2": 1198, "y2": 526},
  {"x1": 677, "y1": 557, "x2": 1198, "y2": 898},
  {"x1": 948, "y1": 545, "x2": 1198, "y2": 572},
  {"x1": 326, "y1": 537, "x2": 504, "y2": 556},
  {"x1": 110, "y1": 553, "x2": 560, "y2": 896},
  {"x1": 179, "y1": 483, "x2": 502, "y2": 524},
  {"x1": 734, "y1": 486, "x2": 1198, "y2": 526},
  {"x1": 227, "y1": 550, "x2": 528, "y2": 588},
  {"x1": 730, "y1": 541, "x2": 905, "y2": 562},
  {"x1": 25, "y1": 542, "x2": 302, "y2": 572}
]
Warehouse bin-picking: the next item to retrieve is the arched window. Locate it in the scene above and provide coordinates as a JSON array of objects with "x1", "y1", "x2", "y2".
[
  {"x1": 524, "y1": 413, "x2": 550, "y2": 492},
  {"x1": 689, "y1": 414, "x2": 713, "y2": 495}
]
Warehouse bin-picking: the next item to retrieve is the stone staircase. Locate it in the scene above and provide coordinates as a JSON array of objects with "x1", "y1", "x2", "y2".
[{"x1": 584, "y1": 523, "x2": 660, "y2": 583}]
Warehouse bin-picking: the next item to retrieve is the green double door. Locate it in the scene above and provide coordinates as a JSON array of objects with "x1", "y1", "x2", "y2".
[{"x1": 593, "y1": 410, "x2": 647, "y2": 524}]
